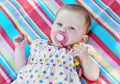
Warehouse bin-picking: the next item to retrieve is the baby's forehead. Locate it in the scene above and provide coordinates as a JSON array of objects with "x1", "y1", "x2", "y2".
[{"x1": 56, "y1": 9, "x2": 86, "y2": 21}]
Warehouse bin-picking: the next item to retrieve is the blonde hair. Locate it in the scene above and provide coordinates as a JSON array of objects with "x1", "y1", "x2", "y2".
[{"x1": 56, "y1": 4, "x2": 91, "y2": 34}]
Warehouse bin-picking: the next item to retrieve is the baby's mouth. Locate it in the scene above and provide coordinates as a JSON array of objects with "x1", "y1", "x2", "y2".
[{"x1": 54, "y1": 31, "x2": 68, "y2": 46}]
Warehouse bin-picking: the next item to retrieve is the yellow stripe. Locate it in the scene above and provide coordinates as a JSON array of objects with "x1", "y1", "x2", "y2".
[
  {"x1": 79, "y1": 0, "x2": 120, "y2": 39},
  {"x1": 42, "y1": 0, "x2": 57, "y2": 14},
  {"x1": 92, "y1": 50, "x2": 120, "y2": 81},
  {"x1": 0, "y1": 3, "x2": 32, "y2": 42},
  {"x1": 1, "y1": 1, "x2": 48, "y2": 41},
  {"x1": 0, "y1": 44, "x2": 16, "y2": 70},
  {"x1": 14, "y1": 0, "x2": 48, "y2": 39}
]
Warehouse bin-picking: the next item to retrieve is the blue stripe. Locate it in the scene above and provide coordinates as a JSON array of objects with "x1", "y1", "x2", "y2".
[
  {"x1": 0, "y1": 10, "x2": 30, "y2": 56},
  {"x1": 25, "y1": 44, "x2": 30, "y2": 57},
  {"x1": 91, "y1": 19, "x2": 120, "y2": 57},
  {"x1": 95, "y1": 0, "x2": 120, "y2": 23},
  {"x1": 100, "y1": 67, "x2": 119, "y2": 83},
  {"x1": 10, "y1": 0, "x2": 48, "y2": 39},
  {"x1": 2, "y1": 0, "x2": 40, "y2": 40},
  {"x1": 0, "y1": 10, "x2": 19, "y2": 40},
  {"x1": 36, "y1": 0, "x2": 55, "y2": 21},
  {"x1": 0, "y1": 52, "x2": 17, "y2": 80},
  {"x1": 83, "y1": 0, "x2": 120, "y2": 34},
  {"x1": 91, "y1": 56, "x2": 118, "y2": 83},
  {"x1": 62, "y1": 0, "x2": 77, "y2": 4}
]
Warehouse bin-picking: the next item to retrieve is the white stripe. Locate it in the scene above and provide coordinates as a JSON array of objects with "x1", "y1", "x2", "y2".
[
  {"x1": 0, "y1": 67, "x2": 11, "y2": 83},
  {"x1": 98, "y1": 77, "x2": 107, "y2": 84},
  {"x1": 8, "y1": 0, "x2": 41, "y2": 39},
  {"x1": 0, "y1": 35, "x2": 14, "y2": 59},
  {"x1": 89, "y1": 37, "x2": 120, "y2": 73},
  {"x1": 28, "y1": 0, "x2": 52, "y2": 28},
  {"x1": 88, "y1": 38, "x2": 118, "y2": 83},
  {"x1": 116, "y1": 0, "x2": 120, "y2": 4},
  {"x1": 50, "y1": 0, "x2": 60, "y2": 10},
  {"x1": 0, "y1": 55, "x2": 16, "y2": 77},
  {"x1": 92, "y1": 1, "x2": 120, "y2": 26}
]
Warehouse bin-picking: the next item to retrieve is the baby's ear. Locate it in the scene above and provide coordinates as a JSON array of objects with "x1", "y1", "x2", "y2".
[{"x1": 80, "y1": 35, "x2": 88, "y2": 43}]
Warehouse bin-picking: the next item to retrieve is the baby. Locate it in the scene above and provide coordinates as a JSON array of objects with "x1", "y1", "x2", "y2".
[{"x1": 12, "y1": 4, "x2": 99, "y2": 84}]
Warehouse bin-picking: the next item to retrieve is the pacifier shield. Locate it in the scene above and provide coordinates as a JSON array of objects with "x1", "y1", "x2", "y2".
[
  {"x1": 54, "y1": 31, "x2": 68, "y2": 45},
  {"x1": 56, "y1": 33, "x2": 64, "y2": 41}
]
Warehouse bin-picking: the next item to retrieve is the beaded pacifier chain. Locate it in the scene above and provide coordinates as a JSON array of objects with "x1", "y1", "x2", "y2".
[{"x1": 71, "y1": 44, "x2": 82, "y2": 77}]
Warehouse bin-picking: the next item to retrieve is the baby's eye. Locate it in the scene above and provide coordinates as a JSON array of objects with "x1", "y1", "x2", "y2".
[
  {"x1": 57, "y1": 23, "x2": 63, "y2": 27},
  {"x1": 69, "y1": 27, "x2": 75, "y2": 30}
]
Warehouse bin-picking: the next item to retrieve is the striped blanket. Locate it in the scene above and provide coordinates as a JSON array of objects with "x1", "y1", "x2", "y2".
[{"x1": 0, "y1": 0, "x2": 120, "y2": 84}]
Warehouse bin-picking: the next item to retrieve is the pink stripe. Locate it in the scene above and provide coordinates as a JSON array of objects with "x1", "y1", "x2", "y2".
[
  {"x1": 0, "y1": 26, "x2": 15, "y2": 50},
  {"x1": 55, "y1": 0, "x2": 64, "y2": 6},
  {"x1": 98, "y1": 74, "x2": 111, "y2": 84},
  {"x1": 0, "y1": 69, "x2": 10, "y2": 83},
  {"x1": 94, "y1": 0, "x2": 120, "y2": 24},
  {"x1": 9, "y1": 1, "x2": 41, "y2": 39},
  {"x1": 0, "y1": 6, "x2": 31, "y2": 45},
  {"x1": 17, "y1": 0, "x2": 51, "y2": 38},
  {"x1": 102, "y1": 0, "x2": 120, "y2": 17},
  {"x1": 90, "y1": 3, "x2": 120, "y2": 43},
  {"x1": 90, "y1": 32, "x2": 120, "y2": 65},
  {"x1": 0, "y1": 74, "x2": 7, "y2": 84},
  {"x1": 33, "y1": 1, "x2": 53, "y2": 24},
  {"x1": 88, "y1": 37, "x2": 120, "y2": 73},
  {"x1": 77, "y1": 1, "x2": 120, "y2": 43},
  {"x1": 0, "y1": 35, "x2": 14, "y2": 59},
  {"x1": 0, "y1": 64, "x2": 12, "y2": 83},
  {"x1": 116, "y1": 0, "x2": 120, "y2": 4}
]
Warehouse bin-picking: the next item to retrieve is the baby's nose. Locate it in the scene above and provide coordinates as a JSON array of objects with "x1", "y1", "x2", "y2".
[{"x1": 59, "y1": 28, "x2": 65, "y2": 33}]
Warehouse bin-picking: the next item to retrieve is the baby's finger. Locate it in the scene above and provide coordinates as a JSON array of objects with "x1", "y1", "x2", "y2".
[
  {"x1": 23, "y1": 34, "x2": 28, "y2": 41},
  {"x1": 14, "y1": 35, "x2": 24, "y2": 42}
]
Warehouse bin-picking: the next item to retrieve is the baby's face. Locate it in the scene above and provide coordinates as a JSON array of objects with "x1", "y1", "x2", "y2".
[{"x1": 50, "y1": 10, "x2": 87, "y2": 47}]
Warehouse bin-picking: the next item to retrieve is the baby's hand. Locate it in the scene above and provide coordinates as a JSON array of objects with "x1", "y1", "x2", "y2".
[
  {"x1": 13, "y1": 34, "x2": 28, "y2": 48},
  {"x1": 71, "y1": 43, "x2": 89, "y2": 61}
]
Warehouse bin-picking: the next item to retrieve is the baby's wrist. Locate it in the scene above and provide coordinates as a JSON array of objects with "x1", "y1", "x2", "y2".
[
  {"x1": 15, "y1": 45, "x2": 25, "y2": 49},
  {"x1": 79, "y1": 54, "x2": 90, "y2": 61}
]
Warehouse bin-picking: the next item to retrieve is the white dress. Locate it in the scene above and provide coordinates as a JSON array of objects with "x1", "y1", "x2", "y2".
[{"x1": 12, "y1": 39, "x2": 93, "y2": 84}]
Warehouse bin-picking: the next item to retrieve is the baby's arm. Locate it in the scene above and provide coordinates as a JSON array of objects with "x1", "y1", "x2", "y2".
[
  {"x1": 71, "y1": 44, "x2": 99, "y2": 81},
  {"x1": 80, "y1": 53, "x2": 99, "y2": 81},
  {"x1": 13, "y1": 34, "x2": 28, "y2": 71}
]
